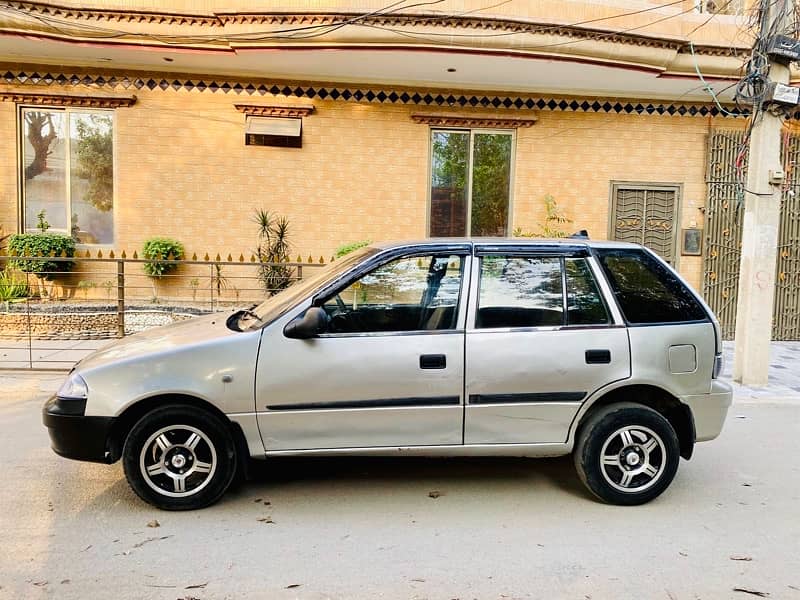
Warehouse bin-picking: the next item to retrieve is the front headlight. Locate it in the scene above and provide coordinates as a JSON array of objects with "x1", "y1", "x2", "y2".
[{"x1": 57, "y1": 372, "x2": 89, "y2": 399}]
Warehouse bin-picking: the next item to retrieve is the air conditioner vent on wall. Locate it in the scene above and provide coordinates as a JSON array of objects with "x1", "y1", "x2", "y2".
[{"x1": 245, "y1": 116, "x2": 302, "y2": 147}]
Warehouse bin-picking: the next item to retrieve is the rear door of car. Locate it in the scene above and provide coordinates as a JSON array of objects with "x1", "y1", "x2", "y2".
[{"x1": 464, "y1": 244, "x2": 631, "y2": 444}]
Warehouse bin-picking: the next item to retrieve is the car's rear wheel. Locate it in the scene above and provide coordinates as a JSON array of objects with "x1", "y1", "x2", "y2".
[
  {"x1": 574, "y1": 402, "x2": 680, "y2": 505},
  {"x1": 122, "y1": 405, "x2": 237, "y2": 510}
]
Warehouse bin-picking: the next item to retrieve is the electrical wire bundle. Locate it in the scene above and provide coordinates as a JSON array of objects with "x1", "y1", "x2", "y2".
[{"x1": 725, "y1": 0, "x2": 797, "y2": 199}]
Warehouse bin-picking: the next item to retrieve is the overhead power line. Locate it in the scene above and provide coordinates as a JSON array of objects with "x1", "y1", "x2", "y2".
[{"x1": 0, "y1": 0, "x2": 721, "y2": 51}]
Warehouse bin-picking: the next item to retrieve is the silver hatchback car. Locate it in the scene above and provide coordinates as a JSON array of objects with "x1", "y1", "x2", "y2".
[{"x1": 44, "y1": 239, "x2": 731, "y2": 510}]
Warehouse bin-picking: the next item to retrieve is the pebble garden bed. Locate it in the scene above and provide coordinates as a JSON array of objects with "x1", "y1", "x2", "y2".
[{"x1": 0, "y1": 303, "x2": 214, "y2": 340}]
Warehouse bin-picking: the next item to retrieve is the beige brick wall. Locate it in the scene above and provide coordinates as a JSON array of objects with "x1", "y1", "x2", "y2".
[
  {"x1": 0, "y1": 99, "x2": 16, "y2": 240},
  {"x1": 513, "y1": 110, "x2": 725, "y2": 292},
  {"x1": 0, "y1": 81, "x2": 745, "y2": 295}
]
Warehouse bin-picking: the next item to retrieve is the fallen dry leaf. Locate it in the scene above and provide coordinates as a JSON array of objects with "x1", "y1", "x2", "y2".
[
  {"x1": 733, "y1": 588, "x2": 770, "y2": 597},
  {"x1": 147, "y1": 519, "x2": 160, "y2": 528},
  {"x1": 428, "y1": 491, "x2": 442, "y2": 499},
  {"x1": 132, "y1": 535, "x2": 173, "y2": 549},
  {"x1": 185, "y1": 583, "x2": 208, "y2": 590}
]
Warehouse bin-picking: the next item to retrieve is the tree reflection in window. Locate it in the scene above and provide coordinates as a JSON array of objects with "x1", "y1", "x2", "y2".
[
  {"x1": 478, "y1": 257, "x2": 563, "y2": 328},
  {"x1": 21, "y1": 108, "x2": 114, "y2": 244}
]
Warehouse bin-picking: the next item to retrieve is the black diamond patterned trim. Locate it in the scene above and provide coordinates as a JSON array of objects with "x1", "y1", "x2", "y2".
[{"x1": 0, "y1": 68, "x2": 749, "y2": 117}]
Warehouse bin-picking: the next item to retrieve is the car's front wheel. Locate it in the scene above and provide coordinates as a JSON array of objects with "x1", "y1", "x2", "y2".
[
  {"x1": 574, "y1": 402, "x2": 680, "y2": 505},
  {"x1": 122, "y1": 405, "x2": 237, "y2": 510}
]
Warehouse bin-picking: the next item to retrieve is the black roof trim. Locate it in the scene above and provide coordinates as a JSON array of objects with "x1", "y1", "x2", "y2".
[{"x1": 474, "y1": 243, "x2": 590, "y2": 257}]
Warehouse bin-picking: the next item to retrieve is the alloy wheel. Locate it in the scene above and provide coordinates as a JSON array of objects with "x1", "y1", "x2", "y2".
[
  {"x1": 599, "y1": 425, "x2": 666, "y2": 493},
  {"x1": 139, "y1": 424, "x2": 217, "y2": 498}
]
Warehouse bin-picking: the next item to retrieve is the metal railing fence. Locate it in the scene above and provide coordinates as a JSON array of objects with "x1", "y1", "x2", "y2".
[{"x1": 0, "y1": 255, "x2": 326, "y2": 370}]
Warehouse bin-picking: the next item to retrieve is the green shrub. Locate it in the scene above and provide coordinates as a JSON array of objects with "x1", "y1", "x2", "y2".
[
  {"x1": 77, "y1": 280, "x2": 97, "y2": 299},
  {"x1": 142, "y1": 237, "x2": 184, "y2": 278},
  {"x1": 7, "y1": 233, "x2": 76, "y2": 279},
  {"x1": 334, "y1": 240, "x2": 371, "y2": 258},
  {"x1": 513, "y1": 195, "x2": 573, "y2": 239},
  {"x1": 0, "y1": 268, "x2": 28, "y2": 305}
]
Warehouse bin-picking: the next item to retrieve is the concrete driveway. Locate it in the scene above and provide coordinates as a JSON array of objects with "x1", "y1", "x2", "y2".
[{"x1": 1, "y1": 380, "x2": 799, "y2": 600}]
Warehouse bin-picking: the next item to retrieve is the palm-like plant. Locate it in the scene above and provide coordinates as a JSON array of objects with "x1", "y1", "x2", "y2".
[
  {"x1": 253, "y1": 209, "x2": 294, "y2": 296},
  {"x1": 0, "y1": 268, "x2": 28, "y2": 310}
]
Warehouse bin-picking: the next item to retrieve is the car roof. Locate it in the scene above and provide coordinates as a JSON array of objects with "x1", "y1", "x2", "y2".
[{"x1": 370, "y1": 238, "x2": 643, "y2": 251}]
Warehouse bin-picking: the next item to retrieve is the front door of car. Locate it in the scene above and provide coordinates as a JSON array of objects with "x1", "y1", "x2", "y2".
[
  {"x1": 464, "y1": 249, "x2": 631, "y2": 445},
  {"x1": 255, "y1": 248, "x2": 470, "y2": 451}
]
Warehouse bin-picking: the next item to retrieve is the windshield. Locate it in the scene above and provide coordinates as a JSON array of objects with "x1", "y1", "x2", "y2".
[{"x1": 247, "y1": 246, "x2": 378, "y2": 327}]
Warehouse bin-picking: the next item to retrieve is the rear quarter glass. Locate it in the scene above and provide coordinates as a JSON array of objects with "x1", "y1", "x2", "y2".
[{"x1": 594, "y1": 248, "x2": 708, "y2": 324}]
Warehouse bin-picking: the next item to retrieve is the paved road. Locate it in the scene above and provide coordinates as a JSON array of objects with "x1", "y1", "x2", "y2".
[{"x1": 1, "y1": 383, "x2": 799, "y2": 600}]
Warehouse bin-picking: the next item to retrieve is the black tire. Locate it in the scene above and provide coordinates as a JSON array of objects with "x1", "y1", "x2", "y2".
[
  {"x1": 122, "y1": 404, "x2": 237, "y2": 510},
  {"x1": 574, "y1": 402, "x2": 680, "y2": 506}
]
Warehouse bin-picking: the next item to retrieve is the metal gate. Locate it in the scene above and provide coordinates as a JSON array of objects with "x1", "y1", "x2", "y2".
[
  {"x1": 610, "y1": 183, "x2": 679, "y2": 264},
  {"x1": 704, "y1": 129, "x2": 800, "y2": 340}
]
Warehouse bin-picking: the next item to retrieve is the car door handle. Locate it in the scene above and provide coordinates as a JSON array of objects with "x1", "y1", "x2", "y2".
[
  {"x1": 585, "y1": 349, "x2": 611, "y2": 364},
  {"x1": 420, "y1": 354, "x2": 446, "y2": 369}
]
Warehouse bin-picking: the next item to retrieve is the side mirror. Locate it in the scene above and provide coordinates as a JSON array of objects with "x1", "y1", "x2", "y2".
[{"x1": 283, "y1": 306, "x2": 329, "y2": 339}]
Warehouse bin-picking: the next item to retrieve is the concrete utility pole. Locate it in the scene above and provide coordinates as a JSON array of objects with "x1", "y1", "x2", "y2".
[{"x1": 733, "y1": 0, "x2": 792, "y2": 385}]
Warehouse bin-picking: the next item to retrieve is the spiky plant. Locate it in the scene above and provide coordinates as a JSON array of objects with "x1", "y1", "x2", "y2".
[{"x1": 253, "y1": 209, "x2": 294, "y2": 296}]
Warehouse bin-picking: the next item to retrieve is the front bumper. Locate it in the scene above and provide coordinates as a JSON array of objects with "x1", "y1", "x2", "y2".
[
  {"x1": 681, "y1": 379, "x2": 733, "y2": 442},
  {"x1": 42, "y1": 396, "x2": 116, "y2": 463}
]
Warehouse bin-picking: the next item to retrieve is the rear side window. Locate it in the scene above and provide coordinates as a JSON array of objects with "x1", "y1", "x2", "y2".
[
  {"x1": 476, "y1": 255, "x2": 610, "y2": 329},
  {"x1": 566, "y1": 258, "x2": 610, "y2": 325},
  {"x1": 477, "y1": 256, "x2": 563, "y2": 328},
  {"x1": 595, "y1": 249, "x2": 707, "y2": 324}
]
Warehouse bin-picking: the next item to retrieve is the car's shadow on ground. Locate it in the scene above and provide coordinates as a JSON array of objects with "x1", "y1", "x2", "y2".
[{"x1": 231, "y1": 454, "x2": 593, "y2": 503}]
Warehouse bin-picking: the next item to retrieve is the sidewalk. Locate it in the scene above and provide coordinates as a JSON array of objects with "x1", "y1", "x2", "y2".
[
  {"x1": 0, "y1": 339, "x2": 111, "y2": 370},
  {"x1": 1, "y1": 339, "x2": 798, "y2": 403},
  {"x1": 721, "y1": 341, "x2": 800, "y2": 403}
]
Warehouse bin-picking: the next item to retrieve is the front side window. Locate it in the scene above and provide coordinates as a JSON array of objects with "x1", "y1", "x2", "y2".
[
  {"x1": 21, "y1": 108, "x2": 114, "y2": 244},
  {"x1": 596, "y1": 248, "x2": 707, "y2": 324},
  {"x1": 322, "y1": 254, "x2": 465, "y2": 334},
  {"x1": 429, "y1": 129, "x2": 513, "y2": 237}
]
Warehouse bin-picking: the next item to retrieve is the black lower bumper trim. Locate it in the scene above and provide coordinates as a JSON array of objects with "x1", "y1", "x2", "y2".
[{"x1": 43, "y1": 397, "x2": 116, "y2": 463}]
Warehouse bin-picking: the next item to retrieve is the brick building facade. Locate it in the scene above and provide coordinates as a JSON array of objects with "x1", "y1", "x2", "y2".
[{"x1": 0, "y1": 1, "x2": 765, "y2": 295}]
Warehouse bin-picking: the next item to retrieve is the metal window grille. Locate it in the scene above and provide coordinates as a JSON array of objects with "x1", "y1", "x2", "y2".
[{"x1": 610, "y1": 183, "x2": 680, "y2": 264}]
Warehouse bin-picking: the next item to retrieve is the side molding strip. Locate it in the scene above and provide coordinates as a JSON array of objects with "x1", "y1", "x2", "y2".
[
  {"x1": 469, "y1": 392, "x2": 586, "y2": 405},
  {"x1": 266, "y1": 396, "x2": 461, "y2": 411}
]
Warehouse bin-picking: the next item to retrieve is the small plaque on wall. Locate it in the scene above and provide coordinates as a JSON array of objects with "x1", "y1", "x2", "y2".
[{"x1": 681, "y1": 228, "x2": 703, "y2": 256}]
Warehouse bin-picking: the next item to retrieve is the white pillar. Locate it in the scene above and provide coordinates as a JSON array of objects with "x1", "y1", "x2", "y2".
[{"x1": 733, "y1": 56, "x2": 790, "y2": 385}]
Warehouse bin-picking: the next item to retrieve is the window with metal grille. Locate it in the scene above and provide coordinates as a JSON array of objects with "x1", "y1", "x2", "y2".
[{"x1": 609, "y1": 182, "x2": 680, "y2": 264}]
